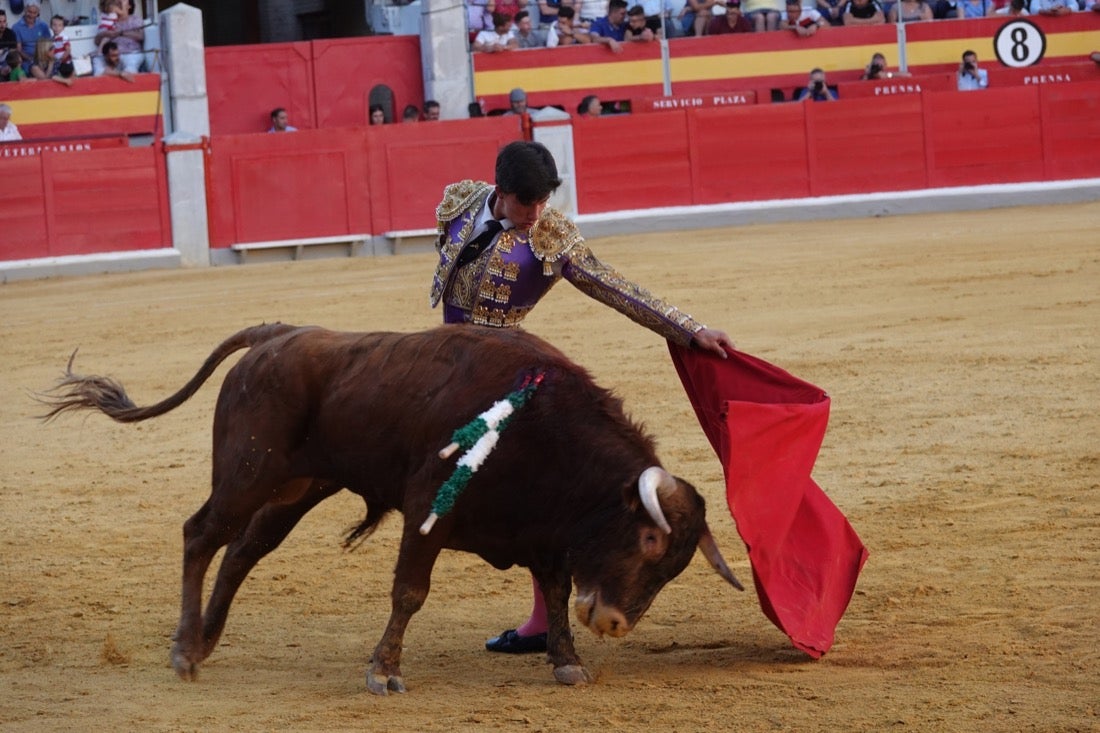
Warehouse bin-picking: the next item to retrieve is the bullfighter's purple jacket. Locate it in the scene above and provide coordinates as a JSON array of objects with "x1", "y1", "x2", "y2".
[{"x1": 429, "y1": 180, "x2": 704, "y2": 346}]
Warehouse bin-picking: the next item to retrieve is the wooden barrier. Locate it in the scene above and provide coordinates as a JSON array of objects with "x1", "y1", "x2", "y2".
[
  {"x1": 806, "y1": 94, "x2": 928, "y2": 196},
  {"x1": 571, "y1": 79, "x2": 1100, "y2": 214},
  {"x1": 0, "y1": 143, "x2": 170, "y2": 260},
  {"x1": 204, "y1": 36, "x2": 425, "y2": 136},
  {"x1": 1039, "y1": 81, "x2": 1100, "y2": 181},
  {"x1": 205, "y1": 116, "x2": 521, "y2": 249}
]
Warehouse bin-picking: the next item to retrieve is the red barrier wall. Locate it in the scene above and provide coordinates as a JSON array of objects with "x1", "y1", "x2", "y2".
[
  {"x1": 1039, "y1": 82, "x2": 1100, "y2": 181},
  {"x1": 923, "y1": 86, "x2": 1044, "y2": 187},
  {"x1": 204, "y1": 35, "x2": 424, "y2": 136},
  {"x1": 573, "y1": 112, "x2": 694, "y2": 213},
  {"x1": 206, "y1": 43, "x2": 317, "y2": 136},
  {"x1": 311, "y1": 36, "x2": 425, "y2": 129},
  {"x1": 806, "y1": 94, "x2": 928, "y2": 196},
  {"x1": 571, "y1": 79, "x2": 1100, "y2": 214},
  {"x1": 0, "y1": 144, "x2": 171, "y2": 260},
  {"x1": 206, "y1": 116, "x2": 521, "y2": 247},
  {"x1": 691, "y1": 103, "x2": 810, "y2": 204}
]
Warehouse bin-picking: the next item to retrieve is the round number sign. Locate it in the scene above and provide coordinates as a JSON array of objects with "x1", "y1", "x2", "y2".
[{"x1": 993, "y1": 19, "x2": 1046, "y2": 68}]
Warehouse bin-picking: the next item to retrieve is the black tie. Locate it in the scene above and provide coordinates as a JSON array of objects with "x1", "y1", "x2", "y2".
[{"x1": 457, "y1": 220, "x2": 503, "y2": 266}]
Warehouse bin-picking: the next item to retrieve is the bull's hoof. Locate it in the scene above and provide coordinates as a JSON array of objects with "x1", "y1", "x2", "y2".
[
  {"x1": 553, "y1": 664, "x2": 593, "y2": 686},
  {"x1": 170, "y1": 645, "x2": 200, "y2": 681},
  {"x1": 366, "y1": 671, "x2": 407, "y2": 696}
]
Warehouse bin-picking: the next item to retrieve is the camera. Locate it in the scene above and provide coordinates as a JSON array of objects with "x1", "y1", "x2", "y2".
[
  {"x1": 812, "y1": 80, "x2": 825, "y2": 92},
  {"x1": 870, "y1": 62, "x2": 883, "y2": 74},
  {"x1": 964, "y1": 61, "x2": 975, "y2": 71}
]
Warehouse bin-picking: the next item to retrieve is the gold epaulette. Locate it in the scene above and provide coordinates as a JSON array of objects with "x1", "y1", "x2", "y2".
[
  {"x1": 436, "y1": 181, "x2": 492, "y2": 225},
  {"x1": 529, "y1": 208, "x2": 584, "y2": 275}
]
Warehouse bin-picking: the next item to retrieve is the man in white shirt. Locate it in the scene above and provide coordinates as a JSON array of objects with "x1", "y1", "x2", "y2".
[
  {"x1": 473, "y1": 11, "x2": 519, "y2": 52},
  {"x1": 0, "y1": 103, "x2": 21, "y2": 142}
]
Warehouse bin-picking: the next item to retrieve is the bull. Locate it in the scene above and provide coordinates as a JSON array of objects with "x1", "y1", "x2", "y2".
[{"x1": 39, "y1": 323, "x2": 742, "y2": 693}]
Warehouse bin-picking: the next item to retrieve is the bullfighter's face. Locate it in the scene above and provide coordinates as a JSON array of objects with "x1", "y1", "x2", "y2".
[{"x1": 494, "y1": 190, "x2": 550, "y2": 233}]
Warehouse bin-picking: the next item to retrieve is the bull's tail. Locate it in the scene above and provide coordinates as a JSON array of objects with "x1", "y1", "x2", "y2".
[{"x1": 36, "y1": 322, "x2": 300, "y2": 424}]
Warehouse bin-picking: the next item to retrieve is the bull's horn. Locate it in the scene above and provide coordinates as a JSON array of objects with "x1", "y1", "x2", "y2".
[
  {"x1": 698, "y1": 524, "x2": 744, "y2": 591},
  {"x1": 638, "y1": 466, "x2": 674, "y2": 534}
]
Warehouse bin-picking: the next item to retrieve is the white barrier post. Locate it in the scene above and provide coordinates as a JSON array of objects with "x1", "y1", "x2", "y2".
[
  {"x1": 160, "y1": 4, "x2": 211, "y2": 267},
  {"x1": 420, "y1": 0, "x2": 475, "y2": 120}
]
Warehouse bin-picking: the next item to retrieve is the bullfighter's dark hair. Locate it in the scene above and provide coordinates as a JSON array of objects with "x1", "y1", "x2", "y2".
[{"x1": 495, "y1": 141, "x2": 562, "y2": 205}]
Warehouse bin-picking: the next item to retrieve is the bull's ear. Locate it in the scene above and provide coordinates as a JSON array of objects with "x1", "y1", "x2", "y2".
[{"x1": 638, "y1": 524, "x2": 669, "y2": 561}]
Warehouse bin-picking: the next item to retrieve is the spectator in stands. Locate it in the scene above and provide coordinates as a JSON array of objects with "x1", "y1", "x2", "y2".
[
  {"x1": 956, "y1": 49, "x2": 988, "y2": 91},
  {"x1": 30, "y1": 37, "x2": 72, "y2": 86},
  {"x1": 0, "y1": 102, "x2": 21, "y2": 140},
  {"x1": 5, "y1": 50, "x2": 29, "y2": 81},
  {"x1": 1029, "y1": 0, "x2": 1074, "y2": 14},
  {"x1": 268, "y1": 107, "x2": 297, "y2": 132},
  {"x1": 94, "y1": 0, "x2": 144, "y2": 76},
  {"x1": 635, "y1": 0, "x2": 668, "y2": 34},
  {"x1": 514, "y1": 10, "x2": 547, "y2": 47},
  {"x1": 842, "y1": 0, "x2": 886, "y2": 23},
  {"x1": 466, "y1": 0, "x2": 497, "y2": 37},
  {"x1": 576, "y1": 94, "x2": 603, "y2": 116},
  {"x1": 994, "y1": 0, "x2": 1029, "y2": 14},
  {"x1": 547, "y1": 6, "x2": 592, "y2": 45},
  {"x1": 96, "y1": 41, "x2": 135, "y2": 82},
  {"x1": 494, "y1": 0, "x2": 526, "y2": 23},
  {"x1": 370, "y1": 104, "x2": 386, "y2": 125},
  {"x1": 781, "y1": 0, "x2": 827, "y2": 33},
  {"x1": 590, "y1": 0, "x2": 630, "y2": 51},
  {"x1": 956, "y1": 0, "x2": 996, "y2": 15},
  {"x1": 625, "y1": 4, "x2": 658, "y2": 39},
  {"x1": 50, "y1": 15, "x2": 71, "y2": 67},
  {"x1": 505, "y1": 87, "x2": 529, "y2": 114},
  {"x1": 424, "y1": 100, "x2": 441, "y2": 120},
  {"x1": 0, "y1": 11, "x2": 17, "y2": 60},
  {"x1": 795, "y1": 68, "x2": 838, "y2": 101},
  {"x1": 888, "y1": 0, "x2": 934, "y2": 20},
  {"x1": 860, "y1": 52, "x2": 909, "y2": 79},
  {"x1": 402, "y1": 104, "x2": 421, "y2": 122},
  {"x1": 706, "y1": 0, "x2": 754, "y2": 33},
  {"x1": 13, "y1": 3, "x2": 51, "y2": 74},
  {"x1": 682, "y1": 0, "x2": 721, "y2": 36},
  {"x1": 1092, "y1": 51, "x2": 1100, "y2": 65},
  {"x1": 743, "y1": 0, "x2": 783, "y2": 31},
  {"x1": 537, "y1": 0, "x2": 568, "y2": 27},
  {"x1": 99, "y1": 0, "x2": 123, "y2": 35},
  {"x1": 474, "y1": 12, "x2": 519, "y2": 52},
  {"x1": 816, "y1": 0, "x2": 847, "y2": 24},
  {"x1": 578, "y1": 0, "x2": 612, "y2": 24}
]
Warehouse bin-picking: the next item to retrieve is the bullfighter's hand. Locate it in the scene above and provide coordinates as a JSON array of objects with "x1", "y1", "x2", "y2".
[{"x1": 692, "y1": 327, "x2": 735, "y2": 359}]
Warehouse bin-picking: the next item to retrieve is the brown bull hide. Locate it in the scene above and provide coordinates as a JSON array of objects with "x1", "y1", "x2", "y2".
[{"x1": 38, "y1": 323, "x2": 738, "y2": 693}]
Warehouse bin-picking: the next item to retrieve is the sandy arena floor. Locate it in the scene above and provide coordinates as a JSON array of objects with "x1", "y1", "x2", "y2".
[{"x1": 1, "y1": 202, "x2": 1097, "y2": 732}]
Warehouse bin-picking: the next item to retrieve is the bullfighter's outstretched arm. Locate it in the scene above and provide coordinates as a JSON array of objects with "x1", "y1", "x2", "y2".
[{"x1": 530, "y1": 209, "x2": 706, "y2": 348}]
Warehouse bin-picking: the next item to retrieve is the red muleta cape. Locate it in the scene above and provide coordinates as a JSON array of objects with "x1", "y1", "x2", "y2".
[{"x1": 669, "y1": 343, "x2": 868, "y2": 658}]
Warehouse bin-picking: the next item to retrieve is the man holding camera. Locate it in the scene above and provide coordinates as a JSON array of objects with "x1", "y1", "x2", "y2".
[
  {"x1": 795, "y1": 68, "x2": 838, "y2": 102},
  {"x1": 957, "y1": 50, "x2": 989, "y2": 91}
]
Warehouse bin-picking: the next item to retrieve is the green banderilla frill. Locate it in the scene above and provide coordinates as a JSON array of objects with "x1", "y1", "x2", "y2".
[{"x1": 420, "y1": 373, "x2": 544, "y2": 535}]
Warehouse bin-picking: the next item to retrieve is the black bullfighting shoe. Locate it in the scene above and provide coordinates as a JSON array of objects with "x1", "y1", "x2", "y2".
[{"x1": 484, "y1": 629, "x2": 548, "y2": 654}]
